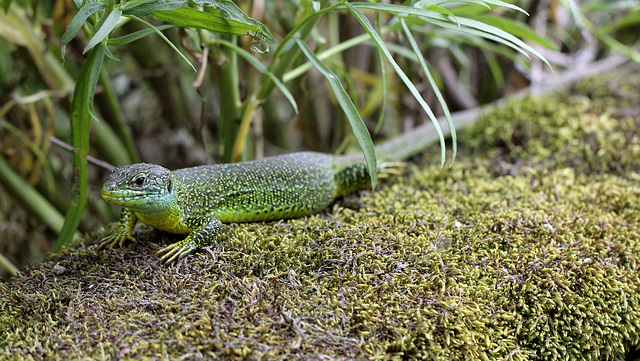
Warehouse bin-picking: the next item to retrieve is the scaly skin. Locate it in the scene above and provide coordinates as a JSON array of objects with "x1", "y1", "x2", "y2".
[{"x1": 100, "y1": 152, "x2": 371, "y2": 262}]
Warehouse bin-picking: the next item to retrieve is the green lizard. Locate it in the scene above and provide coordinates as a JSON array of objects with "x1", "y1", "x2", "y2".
[{"x1": 100, "y1": 124, "x2": 445, "y2": 262}]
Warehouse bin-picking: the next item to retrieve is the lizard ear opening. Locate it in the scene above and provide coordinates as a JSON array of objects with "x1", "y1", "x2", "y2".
[{"x1": 167, "y1": 178, "x2": 172, "y2": 193}]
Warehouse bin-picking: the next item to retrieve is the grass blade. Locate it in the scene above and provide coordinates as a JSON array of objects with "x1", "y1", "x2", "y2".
[
  {"x1": 0, "y1": 152, "x2": 67, "y2": 239},
  {"x1": 83, "y1": 8, "x2": 122, "y2": 54},
  {"x1": 400, "y1": 18, "x2": 457, "y2": 165},
  {"x1": 348, "y1": 2, "x2": 551, "y2": 69},
  {"x1": 346, "y1": 2, "x2": 447, "y2": 166},
  {"x1": 294, "y1": 37, "x2": 378, "y2": 189},
  {"x1": 61, "y1": 2, "x2": 105, "y2": 46},
  {"x1": 55, "y1": 45, "x2": 105, "y2": 252},
  {"x1": 374, "y1": 10, "x2": 387, "y2": 134},
  {"x1": 216, "y1": 38, "x2": 298, "y2": 113},
  {"x1": 151, "y1": 6, "x2": 274, "y2": 43},
  {"x1": 471, "y1": 15, "x2": 557, "y2": 50},
  {"x1": 0, "y1": 252, "x2": 20, "y2": 277},
  {"x1": 122, "y1": 0, "x2": 187, "y2": 16},
  {"x1": 478, "y1": 0, "x2": 529, "y2": 15},
  {"x1": 129, "y1": 15, "x2": 196, "y2": 71},
  {"x1": 107, "y1": 24, "x2": 175, "y2": 46}
]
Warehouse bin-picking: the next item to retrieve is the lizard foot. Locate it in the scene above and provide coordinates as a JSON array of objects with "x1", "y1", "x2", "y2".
[
  {"x1": 100, "y1": 230, "x2": 135, "y2": 249},
  {"x1": 157, "y1": 239, "x2": 198, "y2": 263},
  {"x1": 378, "y1": 161, "x2": 406, "y2": 180}
]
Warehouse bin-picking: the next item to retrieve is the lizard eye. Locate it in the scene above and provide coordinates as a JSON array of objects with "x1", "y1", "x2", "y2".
[{"x1": 134, "y1": 176, "x2": 146, "y2": 186}]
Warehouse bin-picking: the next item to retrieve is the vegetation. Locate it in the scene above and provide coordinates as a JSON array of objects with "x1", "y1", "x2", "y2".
[
  {"x1": 0, "y1": 0, "x2": 638, "y2": 276},
  {"x1": 2, "y1": 67, "x2": 640, "y2": 359},
  {"x1": 2, "y1": 0, "x2": 640, "y2": 357}
]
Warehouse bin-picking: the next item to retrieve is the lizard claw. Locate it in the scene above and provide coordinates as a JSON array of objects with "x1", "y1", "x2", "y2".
[
  {"x1": 100, "y1": 231, "x2": 135, "y2": 249},
  {"x1": 378, "y1": 161, "x2": 406, "y2": 180},
  {"x1": 157, "y1": 239, "x2": 197, "y2": 263},
  {"x1": 100, "y1": 208, "x2": 137, "y2": 249}
]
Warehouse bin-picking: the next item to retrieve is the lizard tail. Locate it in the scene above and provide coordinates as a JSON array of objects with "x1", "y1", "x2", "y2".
[
  {"x1": 334, "y1": 118, "x2": 449, "y2": 166},
  {"x1": 374, "y1": 120, "x2": 450, "y2": 162}
]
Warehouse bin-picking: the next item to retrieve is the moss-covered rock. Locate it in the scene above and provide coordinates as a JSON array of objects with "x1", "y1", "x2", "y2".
[
  {"x1": 2, "y1": 66, "x2": 640, "y2": 360},
  {"x1": 462, "y1": 67, "x2": 640, "y2": 175}
]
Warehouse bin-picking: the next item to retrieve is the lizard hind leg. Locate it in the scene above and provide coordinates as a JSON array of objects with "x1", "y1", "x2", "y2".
[
  {"x1": 157, "y1": 216, "x2": 225, "y2": 263},
  {"x1": 334, "y1": 160, "x2": 406, "y2": 196}
]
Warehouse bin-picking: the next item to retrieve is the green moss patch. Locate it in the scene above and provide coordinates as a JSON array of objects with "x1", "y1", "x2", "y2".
[{"x1": 3, "y1": 66, "x2": 640, "y2": 360}]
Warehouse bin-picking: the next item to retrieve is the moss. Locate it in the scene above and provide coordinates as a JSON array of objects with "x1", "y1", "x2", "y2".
[
  {"x1": 461, "y1": 65, "x2": 640, "y2": 178},
  {"x1": 3, "y1": 65, "x2": 640, "y2": 360}
]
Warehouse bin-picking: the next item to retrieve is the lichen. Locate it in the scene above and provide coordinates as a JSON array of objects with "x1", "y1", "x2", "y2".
[{"x1": 2, "y1": 65, "x2": 640, "y2": 360}]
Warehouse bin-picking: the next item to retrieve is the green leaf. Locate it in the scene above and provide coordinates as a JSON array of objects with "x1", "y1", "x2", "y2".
[
  {"x1": 103, "y1": 44, "x2": 120, "y2": 61},
  {"x1": 55, "y1": 45, "x2": 106, "y2": 252},
  {"x1": 424, "y1": 15, "x2": 550, "y2": 66},
  {"x1": 206, "y1": 0, "x2": 258, "y2": 24},
  {"x1": 294, "y1": 37, "x2": 378, "y2": 189},
  {"x1": 474, "y1": 0, "x2": 529, "y2": 15},
  {"x1": 83, "y1": 8, "x2": 122, "y2": 54},
  {"x1": 374, "y1": 11, "x2": 386, "y2": 134},
  {"x1": 0, "y1": 150, "x2": 65, "y2": 238},
  {"x1": 413, "y1": 26, "x2": 522, "y2": 63},
  {"x1": 2, "y1": 0, "x2": 12, "y2": 12},
  {"x1": 422, "y1": 4, "x2": 459, "y2": 26},
  {"x1": 347, "y1": 2, "x2": 551, "y2": 69},
  {"x1": 216, "y1": 38, "x2": 298, "y2": 114},
  {"x1": 107, "y1": 24, "x2": 175, "y2": 46},
  {"x1": 188, "y1": 0, "x2": 274, "y2": 43},
  {"x1": 122, "y1": 0, "x2": 187, "y2": 16},
  {"x1": 61, "y1": 2, "x2": 106, "y2": 46},
  {"x1": 151, "y1": 6, "x2": 274, "y2": 43},
  {"x1": 346, "y1": 2, "x2": 448, "y2": 166},
  {"x1": 480, "y1": 48, "x2": 504, "y2": 88},
  {"x1": 616, "y1": 8, "x2": 640, "y2": 29},
  {"x1": 472, "y1": 15, "x2": 556, "y2": 50},
  {"x1": 445, "y1": 3, "x2": 491, "y2": 17},
  {"x1": 130, "y1": 15, "x2": 196, "y2": 71},
  {"x1": 400, "y1": 18, "x2": 456, "y2": 165}
]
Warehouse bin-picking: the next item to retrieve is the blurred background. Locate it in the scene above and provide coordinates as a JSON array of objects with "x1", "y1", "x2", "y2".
[{"x1": 1, "y1": 0, "x2": 639, "y2": 278}]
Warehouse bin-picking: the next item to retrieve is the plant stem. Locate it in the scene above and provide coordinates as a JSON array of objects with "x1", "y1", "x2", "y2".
[
  {"x1": 98, "y1": 68, "x2": 140, "y2": 164},
  {"x1": 0, "y1": 253, "x2": 20, "y2": 278},
  {"x1": 257, "y1": 2, "x2": 342, "y2": 101},
  {"x1": 231, "y1": 94, "x2": 260, "y2": 162},
  {"x1": 214, "y1": 38, "x2": 242, "y2": 162},
  {"x1": 0, "y1": 152, "x2": 68, "y2": 237}
]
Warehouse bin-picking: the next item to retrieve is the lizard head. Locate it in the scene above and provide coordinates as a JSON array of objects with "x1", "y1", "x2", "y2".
[{"x1": 101, "y1": 163, "x2": 173, "y2": 210}]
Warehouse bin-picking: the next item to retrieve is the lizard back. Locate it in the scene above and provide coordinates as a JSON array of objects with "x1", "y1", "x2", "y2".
[{"x1": 171, "y1": 152, "x2": 341, "y2": 222}]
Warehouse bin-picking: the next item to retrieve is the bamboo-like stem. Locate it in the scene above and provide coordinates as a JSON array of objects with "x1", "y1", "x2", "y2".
[
  {"x1": 231, "y1": 94, "x2": 260, "y2": 162},
  {"x1": 214, "y1": 38, "x2": 242, "y2": 163}
]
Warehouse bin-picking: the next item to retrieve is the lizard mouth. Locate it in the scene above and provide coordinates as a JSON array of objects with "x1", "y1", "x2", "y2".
[{"x1": 101, "y1": 189, "x2": 149, "y2": 205}]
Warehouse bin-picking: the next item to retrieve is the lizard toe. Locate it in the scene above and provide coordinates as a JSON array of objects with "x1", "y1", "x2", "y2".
[
  {"x1": 158, "y1": 240, "x2": 196, "y2": 263},
  {"x1": 100, "y1": 232, "x2": 135, "y2": 249}
]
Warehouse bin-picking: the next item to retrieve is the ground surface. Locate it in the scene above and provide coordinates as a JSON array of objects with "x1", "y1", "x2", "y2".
[{"x1": 2, "y1": 66, "x2": 640, "y2": 360}]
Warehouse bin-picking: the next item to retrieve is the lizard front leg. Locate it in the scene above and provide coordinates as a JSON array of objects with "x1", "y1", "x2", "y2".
[
  {"x1": 100, "y1": 208, "x2": 137, "y2": 248},
  {"x1": 157, "y1": 216, "x2": 224, "y2": 263}
]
